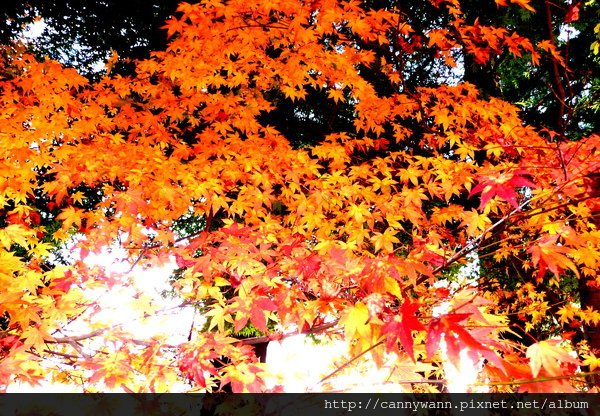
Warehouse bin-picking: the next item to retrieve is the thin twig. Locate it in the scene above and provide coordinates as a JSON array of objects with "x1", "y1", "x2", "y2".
[
  {"x1": 317, "y1": 339, "x2": 385, "y2": 385},
  {"x1": 51, "y1": 328, "x2": 106, "y2": 343},
  {"x1": 414, "y1": 198, "x2": 531, "y2": 287},
  {"x1": 66, "y1": 340, "x2": 91, "y2": 359}
]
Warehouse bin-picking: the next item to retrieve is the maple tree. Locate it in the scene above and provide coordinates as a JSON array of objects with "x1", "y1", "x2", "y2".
[{"x1": 1, "y1": 0, "x2": 600, "y2": 393}]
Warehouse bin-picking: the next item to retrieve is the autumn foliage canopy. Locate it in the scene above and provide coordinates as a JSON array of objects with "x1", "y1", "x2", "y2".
[{"x1": 1, "y1": 0, "x2": 599, "y2": 392}]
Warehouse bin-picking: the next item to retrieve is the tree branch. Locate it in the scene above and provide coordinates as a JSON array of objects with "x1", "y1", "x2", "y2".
[
  {"x1": 236, "y1": 321, "x2": 339, "y2": 346},
  {"x1": 317, "y1": 339, "x2": 385, "y2": 385},
  {"x1": 51, "y1": 329, "x2": 106, "y2": 343},
  {"x1": 414, "y1": 198, "x2": 531, "y2": 287},
  {"x1": 542, "y1": 0, "x2": 568, "y2": 134}
]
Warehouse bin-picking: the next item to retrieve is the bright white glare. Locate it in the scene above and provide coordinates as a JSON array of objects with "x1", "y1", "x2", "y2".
[
  {"x1": 81, "y1": 247, "x2": 195, "y2": 343},
  {"x1": 266, "y1": 335, "x2": 347, "y2": 392},
  {"x1": 439, "y1": 337, "x2": 486, "y2": 393},
  {"x1": 16, "y1": 240, "x2": 484, "y2": 392},
  {"x1": 431, "y1": 252, "x2": 484, "y2": 392},
  {"x1": 558, "y1": 25, "x2": 580, "y2": 43},
  {"x1": 20, "y1": 18, "x2": 46, "y2": 42},
  {"x1": 266, "y1": 333, "x2": 411, "y2": 392}
]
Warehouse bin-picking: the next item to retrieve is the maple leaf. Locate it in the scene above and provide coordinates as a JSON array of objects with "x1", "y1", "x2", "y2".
[
  {"x1": 469, "y1": 170, "x2": 534, "y2": 209},
  {"x1": 556, "y1": 305, "x2": 577, "y2": 325},
  {"x1": 327, "y1": 88, "x2": 346, "y2": 103},
  {"x1": 175, "y1": 254, "x2": 196, "y2": 269},
  {"x1": 564, "y1": 2, "x2": 580, "y2": 23},
  {"x1": 426, "y1": 313, "x2": 504, "y2": 372},
  {"x1": 382, "y1": 301, "x2": 425, "y2": 361},
  {"x1": 582, "y1": 352, "x2": 600, "y2": 371},
  {"x1": 511, "y1": 0, "x2": 535, "y2": 12},
  {"x1": 70, "y1": 191, "x2": 86, "y2": 205},
  {"x1": 526, "y1": 340, "x2": 579, "y2": 378},
  {"x1": 0, "y1": 224, "x2": 34, "y2": 249},
  {"x1": 21, "y1": 325, "x2": 54, "y2": 351},
  {"x1": 249, "y1": 297, "x2": 277, "y2": 333},
  {"x1": 206, "y1": 305, "x2": 232, "y2": 333},
  {"x1": 221, "y1": 362, "x2": 267, "y2": 393},
  {"x1": 340, "y1": 302, "x2": 370, "y2": 341},
  {"x1": 371, "y1": 227, "x2": 400, "y2": 253},
  {"x1": 528, "y1": 235, "x2": 580, "y2": 280},
  {"x1": 297, "y1": 253, "x2": 322, "y2": 279},
  {"x1": 1, "y1": 0, "x2": 596, "y2": 394},
  {"x1": 56, "y1": 207, "x2": 84, "y2": 231},
  {"x1": 427, "y1": 313, "x2": 469, "y2": 361}
]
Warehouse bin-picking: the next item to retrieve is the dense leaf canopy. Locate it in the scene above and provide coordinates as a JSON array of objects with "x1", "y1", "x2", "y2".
[{"x1": 0, "y1": 0, "x2": 599, "y2": 392}]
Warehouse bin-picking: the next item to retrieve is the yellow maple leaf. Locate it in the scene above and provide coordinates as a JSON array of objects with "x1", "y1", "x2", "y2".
[
  {"x1": 526, "y1": 340, "x2": 579, "y2": 378},
  {"x1": 556, "y1": 305, "x2": 577, "y2": 325},
  {"x1": 0, "y1": 224, "x2": 35, "y2": 249},
  {"x1": 340, "y1": 302, "x2": 370, "y2": 341},
  {"x1": 371, "y1": 228, "x2": 400, "y2": 253}
]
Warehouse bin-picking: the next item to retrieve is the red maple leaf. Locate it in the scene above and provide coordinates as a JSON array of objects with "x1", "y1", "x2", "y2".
[
  {"x1": 469, "y1": 170, "x2": 535, "y2": 209},
  {"x1": 426, "y1": 313, "x2": 504, "y2": 371},
  {"x1": 564, "y1": 2, "x2": 580, "y2": 23},
  {"x1": 382, "y1": 301, "x2": 425, "y2": 361},
  {"x1": 250, "y1": 297, "x2": 278, "y2": 333},
  {"x1": 297, "y1": 253, "x2": 321, "y2": 279}
]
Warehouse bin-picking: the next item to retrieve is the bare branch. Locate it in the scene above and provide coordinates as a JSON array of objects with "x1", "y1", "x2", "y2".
[{"x1": 51, "y1": 329, "x2": 106, "y2": 343}]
